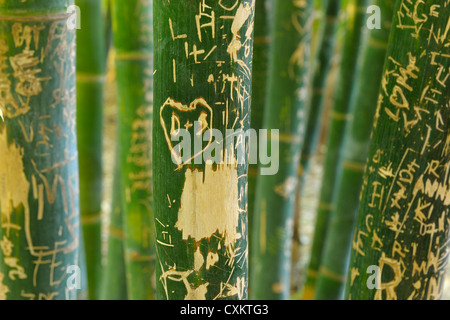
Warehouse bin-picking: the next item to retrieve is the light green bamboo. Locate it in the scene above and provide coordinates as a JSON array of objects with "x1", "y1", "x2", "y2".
[
  {"x1": 100, "y1": 143, "x2": 128, "y2": 300},
  {"x1": 76, "y1": 0, "x2": 106, "y2": 300},
  {"x1": 112, "y1": 0, "x2": 155, "y2": 300}
]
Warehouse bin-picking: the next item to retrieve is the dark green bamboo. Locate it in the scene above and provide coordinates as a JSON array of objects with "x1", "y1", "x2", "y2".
[
  {"x1": 100, "y1": 145, "x2": 128, "y2": 300},
  {"x1": 112, "y1": 0, "x2": 155, "y2": 300},
  {"x1": 345, "y1": 0, "x2": 450, "y2": 300},
  {"x1": 153, "y1": 1, "x2": 255, "y2": 300},
  {"x1": 250, "y1": 0, "x2": 313, "y2": 300},
  {"x1": 301, "y1": 0, "x2": 369, "y2": 300},
  {"x1": 311, "y1": 0, "x2": 395, "y2": 300},
  {"x1": 76, "y1": 0, "x2": 106, "y2": 300},
  {"x1": 0, "y1": 0, "x2": 80, "y2": 300},
  {"x1": 248, "y1": 0, "x2": 270, "y2": 296}
]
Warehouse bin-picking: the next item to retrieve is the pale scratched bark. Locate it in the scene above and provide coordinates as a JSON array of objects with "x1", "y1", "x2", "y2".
[
  {"x1": 346, "y1": 0, "x2": 450, "y2": 300},
  {"x1": 0, "y1": 1, "x2": 80, "y2": 300},
  {"x1": 153, "y1": 0, "x2": 255, "y2": 300}
]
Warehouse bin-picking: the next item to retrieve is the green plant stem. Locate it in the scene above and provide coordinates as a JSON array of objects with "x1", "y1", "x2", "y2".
[
  {"x1": 76, "y1": 0, "x2": 106, "y2": 300},
  {"x1": 345, "y1": 0, "x2": 450, "y2": 300},
  {"x1": 0, "y1": 0, "x2": 80, "y2": 300},
  {"x1": 112, "y1": 0, "x2": 155, "y2": 300},
  {"x1": 311, "y1": 0, "x2": 395, "y2": 300},
  {"x1": 250, "y1": 0, "x2": 313, "y2": 300},
  {"x1": 153, "y1": 0, "x2": 255, "y2": 300}
]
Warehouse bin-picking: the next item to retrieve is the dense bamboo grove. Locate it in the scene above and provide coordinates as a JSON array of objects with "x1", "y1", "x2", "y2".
[
  {"x1": 250, "y1": 0, "x2": 313, "y2": 300},
  {"x1": 0, "y1": 0, "x2": 449, "y2": 301}
]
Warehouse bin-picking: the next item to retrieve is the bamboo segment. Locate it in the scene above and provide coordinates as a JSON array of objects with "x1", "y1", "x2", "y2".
[
  {"x1": 345, "y1": 0, "x2": 450, "y2": 300},
  {"x1": 76, "y1": 0, "x2": 106, "y2": 300},
  {"x1": 0, "y1": 0, "x2": 80, "y2": 300},
  {"x1": 100, "y1": 147, "x2": 128, "y2": 300},
  {"x1": 304, "y1": 0, "x2": 369, "y2": 300},
  {"x1": 312, "y1": 0, "x2": 395, "y2": 300},
  {"x1": 250, "y1": 0, "x2": 313, "y2": 300},
  {"x1": 112, "y1": 0, "x2": 155, "y2": 300},
  {"x1": 153, "y1": 1, "x2": 255, "y2": 300}
]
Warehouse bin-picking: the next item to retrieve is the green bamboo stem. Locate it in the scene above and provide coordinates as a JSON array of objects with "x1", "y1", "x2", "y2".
[
  {"x1": 153, "y1": 1, "x2": 255, "y2": 300},
  {"x1": 298, "y1": 0, "x2": 341, "y2": 178},
  {"x1": 248, "y1": 0, "x2": 270, "y2": 295},
  {"x1": 112, "y1": 0, "x2": 155, "y2": 300},
  {"x1": 345, "y1": 0, "x2": 450, "y2": 300},
  {"x1": 0, "y1": 0, "x2": 80, "y2": 300},
  {"x1": 311, "y1": 0, "x2": 395, "y2": 300},
  {"x1": 301, "y1": 0, "x2": 369, "y2": 300},
  {"x1": 100, "y1": 144, "x2": 128, "y2": 300},
  {"x1": 291, "y1": 2, "x2": 340, "y2": 295},
  {"x1": 290, "y1": 0, "x2": 328, "y2": 295},
  {"x1": 76, "y1": 0, "x2": 106, "y2": 300},
  {"x1": 250, "y1": 0, "x2": 313, "y2": 300}
]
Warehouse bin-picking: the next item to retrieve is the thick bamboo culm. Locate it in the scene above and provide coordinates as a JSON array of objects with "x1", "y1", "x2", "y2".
[
  {"x1": 345, "y1": 0, "x2": 450, "y2": 300},
  {"x1": 0, "y1": 0, "x2": 81, "y2": 300},
  {"x1": 153, "y1": 1, "x2": 255, "y2": 300}
]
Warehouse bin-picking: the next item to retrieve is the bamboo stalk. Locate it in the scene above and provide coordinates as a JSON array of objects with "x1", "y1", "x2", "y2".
[
  {"x1": 291, "y1": 2, "x2": 341, "y2": 295},
  {"x1": 250, "y1": 0, "x2": 313, "y2": 300},
  {"x1": 302, "y1": 0, "x2": 370, "y2": 300},
  {"x1": 298, "y1": 0, "x2": 341, "y2": 178},
  {"x1": 153, "y1": 0, "x2": 255, "y2": 300},
  {"x1": 0, "y1": 0, "x2": 80, "y2": 300},
  {"x1": 311, "y1": 0, "x2": 395, "y2": 300},
  {"x1": 76, "y1": 0, "x2": 106, "y2": 300},
  {"x1": 111, "y1": 0, "x2": 155, "y2": 300},
  {"x1": 345, "y1": 0, "x2": 450, "y2": 300},
  {"x1": 248, "y1": 0, "x2": 270, "y2": 296},
  {"x1": 100, "y1": 144, "x2": 128, "y2": 300}
]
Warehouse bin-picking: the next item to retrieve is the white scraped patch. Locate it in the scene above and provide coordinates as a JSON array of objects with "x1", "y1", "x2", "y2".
[
  {"x1": 185, "y1": 283, "x2": 209, "y2": 300},
  {"x1": 175, "y1": 165, "x2": 239, "y2": 247},
  {"x1": 194, "y1": 247, "x2": 204, "y2": 271},
  {"x1": 0, "y1": 127, "x2": 30, "y2": 227}
]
